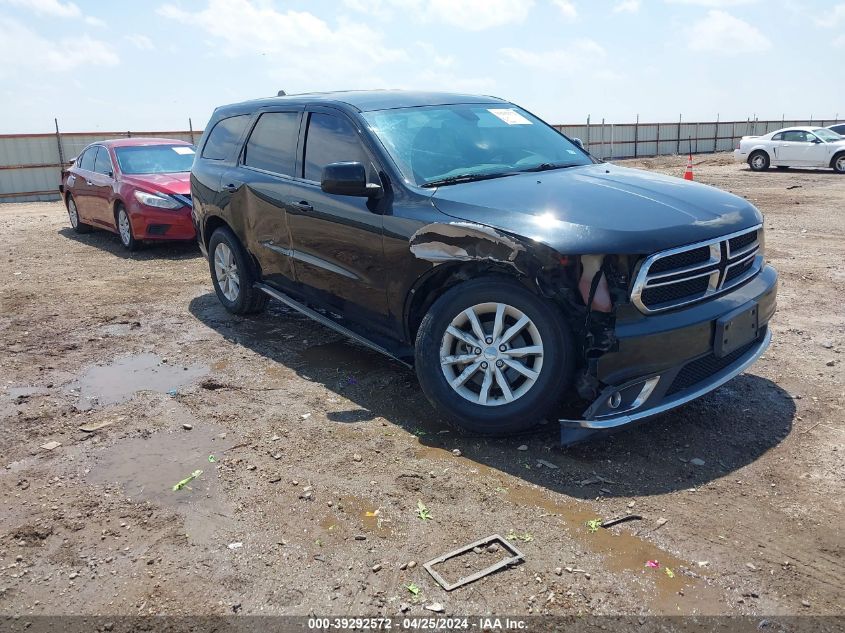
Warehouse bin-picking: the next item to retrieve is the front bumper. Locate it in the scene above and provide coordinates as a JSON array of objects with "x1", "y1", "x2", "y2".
[
  {"x1": 561, "y1": 264, "x2": 777, "y2": 434},
  {"x1": 130, "y1": 204, "x2": 196, "y2": 241}
]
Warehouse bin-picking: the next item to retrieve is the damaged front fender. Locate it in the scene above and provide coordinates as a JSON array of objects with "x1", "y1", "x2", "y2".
[{"x1": 409, "y1": 222, "x2": 527, "y2": 270}]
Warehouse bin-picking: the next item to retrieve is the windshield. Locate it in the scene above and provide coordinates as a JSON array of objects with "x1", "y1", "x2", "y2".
[
  {"x1": 813, "y1": 128, "x2": 842, "y2": 143},
  {"x1": 114, "y1": 145, "x2": 196, "y2": 174},
  {"x1": 362, "y1": 103, "x2": 591, "y2": 187}
]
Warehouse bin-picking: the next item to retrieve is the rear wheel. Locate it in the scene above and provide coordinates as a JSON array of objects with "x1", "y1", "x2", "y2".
[
  {"x1": 116, "y1": 205, "x2": 139, "y2": 251},
  {"x1": 66, "y1": 195, "x2": 92, "y2": 233},
  {"x1": 749, "y1": 151, "x2": 770, "y2": 171},
  {"x1": 208, "y1": 226, "x2": 268, "y2": 314},
  {"x1": 415, "y1": 277, "x2": 574, "y2": 435},
  {"x1": 833, "y1": 153, "x2": 845, "y2": 174}
]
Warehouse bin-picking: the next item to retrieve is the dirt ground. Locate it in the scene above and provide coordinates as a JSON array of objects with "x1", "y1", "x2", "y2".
[{"x1": 0, "y1": 154, "x2": 842, "y2": 620}]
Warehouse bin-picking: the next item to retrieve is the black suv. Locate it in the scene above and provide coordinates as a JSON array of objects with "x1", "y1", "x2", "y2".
[{"x1": 191, "y1": 91, "x2": 777, "y2": 440}]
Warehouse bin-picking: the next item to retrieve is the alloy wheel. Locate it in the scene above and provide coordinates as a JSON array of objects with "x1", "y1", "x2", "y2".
[
  {"x1": 118, "y1": 209, "x2": 132, "y2": 246},
  {"x1": 68, "y1": 199, "x2": 79, "y2": 228},
  {"x1": 214, "y1": 242, "x2": 240, "y2": 302},
  {"x1": 439, "y1": 302, "x2": 544, "y2": 406},
  {"x1": 751, "y1": 155, "x2": 765, "y2": 169},
  {"x1": 836, "y1": 156, "x2": 845, "y2": 173}
]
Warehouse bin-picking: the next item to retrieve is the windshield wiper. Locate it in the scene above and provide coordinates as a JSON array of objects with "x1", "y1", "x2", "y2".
[
  {"x1": 518, "y1": 162, "x2": 581, "y2": 173},
  {"x1": 420, "y1": 171, "x2": 519, "y2": 188}
]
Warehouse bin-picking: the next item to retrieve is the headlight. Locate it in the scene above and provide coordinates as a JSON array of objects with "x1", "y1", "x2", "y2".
[{"x1": 134, "y1": 190, "x2": 181, "y2": 209}]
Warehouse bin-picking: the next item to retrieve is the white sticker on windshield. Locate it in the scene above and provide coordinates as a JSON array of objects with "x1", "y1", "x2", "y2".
[
  {"x1": 488, "y1": 108, "x2": 532, "y2": 125},
  {"x1": 172, "y1": 147, "x2": 195, "y2": 155}
]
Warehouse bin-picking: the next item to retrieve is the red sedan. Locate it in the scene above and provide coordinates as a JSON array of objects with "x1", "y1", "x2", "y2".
[{"x1": 60, "y1": 138, "x2": 197, "y2": 250}]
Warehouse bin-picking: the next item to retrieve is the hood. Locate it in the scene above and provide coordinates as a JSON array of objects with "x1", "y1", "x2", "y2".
[
  {"x1": 122, "y1": 172, "x2": 191, "y2": 195},
  {"x1": 429, "y1": 163, "x2": 763, "y2": 255}
]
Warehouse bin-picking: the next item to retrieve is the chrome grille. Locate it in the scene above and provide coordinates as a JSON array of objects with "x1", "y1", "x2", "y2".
[{"x1": 631, "y1": 225, "x2": 763, "y2": 313}]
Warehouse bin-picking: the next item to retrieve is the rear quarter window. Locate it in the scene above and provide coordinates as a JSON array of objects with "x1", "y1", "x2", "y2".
[{"x1": 202, "y1": 115, "x2": 250, "y2": 160}]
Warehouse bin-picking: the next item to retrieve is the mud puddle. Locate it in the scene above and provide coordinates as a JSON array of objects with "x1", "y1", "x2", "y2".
[
  {"x1": 86, "y1": 421, "x2": 234, "y2": 544},
  {"x1": 320, "y1": 494, "x2": 393, "y2": 539},
  {"x1": 68, "y1": 353, "x2": 208, "y2": 408},
  {"x1": 415, "y1": 445, "x2": 725, "y2": 614}
]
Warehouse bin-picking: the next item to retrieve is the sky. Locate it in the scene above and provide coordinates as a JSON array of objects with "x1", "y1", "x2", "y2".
[{"x1": 1, "y1": 0, "x2": 843, "y2": 133}]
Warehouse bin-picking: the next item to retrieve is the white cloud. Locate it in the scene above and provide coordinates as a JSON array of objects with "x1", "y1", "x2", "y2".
[
  {"x1": 552, "y1": 0, "x2": 577, "y2": 20},
  {"x1": 834, "y1": 34, "x2": 845, "y2": 48},
  {"x1": 0, "y1": 0, "x2": 81, "y2": 17},
  {"x1": 343, "y1": 0, "x2": 532, "y2": 30},
  {"x1": 667, "y1": 0, "x2": 759, "y2": 6},
  {"x1": 613, "y1": 0, "x2": 641, "y2": 12},
  {"x1": 126, "y1": 34, "x2": 154, "y2": 50},
  {"x1": 0, "y1": 16, "x2": 118, "y2": 76},
  {"x1": 84, "y1": 15, "x2": 106, "y2": 27},
  {"x1": 157, "y1": 0, "x2": 406, "y2": 87},
  {"x1": 432, "y1": 0, "x2": 532, "y2": 29},
  {"x1": 502, "y1": 39, "x2": 606, "y2": 72},
  {"x1": 687, "y1": 10, "x2": 771, "y2": 54},
  {"x1": 816, "y1": 3, "x2": 845, "y2": 27}
]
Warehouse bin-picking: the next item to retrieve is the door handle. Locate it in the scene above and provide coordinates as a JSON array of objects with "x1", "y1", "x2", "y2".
[
  {"x1": 85, "y1": 180, "x2": 93, "y2": 186},
  {"x1": 223, "y1": 183, "x2": 239, "y2": 193},
  {"x1": 293, "y1": 200, "x2": 313, "y2": 211}
]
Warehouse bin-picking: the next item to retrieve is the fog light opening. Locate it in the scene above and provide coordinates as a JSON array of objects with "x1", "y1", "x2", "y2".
[{"x1": 608, "y1": 391, "x2": 622, "y2": 409}]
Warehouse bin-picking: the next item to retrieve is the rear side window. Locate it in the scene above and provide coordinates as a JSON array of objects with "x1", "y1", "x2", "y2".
[
  {"x1": 202, "y1": 115, "x2": 249, "y2": 160},
  {"x1": 79, "y1": 147, "x2": 97, "y2": 171},
  {"x1": 243, "y1": 112, "x2": 300, "y2": 176},
  {"x1": 303, "y1": 112, "x2": 371, "y2": 182},
  {"x1": 93, "y1": 147, "x2": 113, "y2": 176}
]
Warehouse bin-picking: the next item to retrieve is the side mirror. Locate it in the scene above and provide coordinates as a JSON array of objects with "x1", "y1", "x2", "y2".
[
  {"x1": 572, "y1": 137, "x2": 585, "y2": 150},
  {"x1": 321, "y1": 162, "x2": 382, "y2": 197}
]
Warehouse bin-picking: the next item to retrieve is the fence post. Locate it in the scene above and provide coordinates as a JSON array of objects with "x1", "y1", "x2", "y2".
[
  {"x1": 586, "y1": 114, "x2": 590, "y2": 152},
  {"x1": 610, "y1": 124, "x2": 614, "y2": 160},
  {"x1": 694, "y1": 122, "x2": 699, "y2": 154},
  {"x1": 54, "y1": 118, "x2": 64, "y2": 165},
  {"x1": 712, "y1": 114, "x2": 718, "y2": 153},
  {"x1": 676, "y1": 114, "x2": 682, "y2": 155},
  {"x1": 634, "y1": 113, "x2": 639, "y2": 158},
  {"x1": 189, "y1": 118, "x2": 195, "y2": 144},
  {"x1": 655, "y1": 119, "x2": 660, "y2": 157},
  {"x1": 601, "y1": 117, "x2": 605, "y2": 160}
]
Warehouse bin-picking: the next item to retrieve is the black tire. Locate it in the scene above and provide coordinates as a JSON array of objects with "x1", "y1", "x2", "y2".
[
  {"x1": 748, "y1": 151, "x2": 770, "y2": 171},
  {"x1": 415, "y1": 277, "x2": 574, "y2": 436},
  {"x1": 116, "y1": 204, "x2": 139, "y2": 251},
  {"x1": 832, "y1": 152, "x2": 845, "y2": 174},
  {"x1": 208, "y1": 226, "x2": 268, "y2": 314},
  {"x1": 66, "y1": 195, "x2": 92, "y2": 233}
]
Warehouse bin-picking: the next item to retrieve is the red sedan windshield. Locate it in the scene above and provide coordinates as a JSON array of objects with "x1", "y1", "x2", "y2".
[{"x1": 114, "y1": 145, "x2": 196, "y2": 174}]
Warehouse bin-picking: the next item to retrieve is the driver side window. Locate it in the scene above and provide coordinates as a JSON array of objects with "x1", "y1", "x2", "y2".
[{"x1": 302, "y1": 112, "x2": 377, "y2": 183}]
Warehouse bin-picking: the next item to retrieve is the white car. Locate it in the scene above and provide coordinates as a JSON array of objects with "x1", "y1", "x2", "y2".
[{"x1": 734, "y1": 126, "x2": 845, "y2": 173}]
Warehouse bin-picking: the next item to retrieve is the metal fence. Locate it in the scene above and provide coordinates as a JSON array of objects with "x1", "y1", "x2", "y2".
[
  {"x1": 555, "y1": 116, "x2": 841, "y2": 161},
  {"x1": 0, "y1": 125, "x2": 199, "y2": 203},
  {"x1": 1, "y1": 116, "x2": 841, "y2": 203}
]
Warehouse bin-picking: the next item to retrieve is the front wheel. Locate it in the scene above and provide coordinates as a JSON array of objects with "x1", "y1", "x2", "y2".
[
  {"x1": 833, "y1": 153, "x2": 845, "y2": 174},
  {"x1": 415, "y1": 277, "x2": 574, "y2": 435},
  {"x1": 116, "y1": 205, "x2": 139, "y2": 251},
  {"x1": 748, "y1": 151, "x2": 770, "y2": 171}
]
